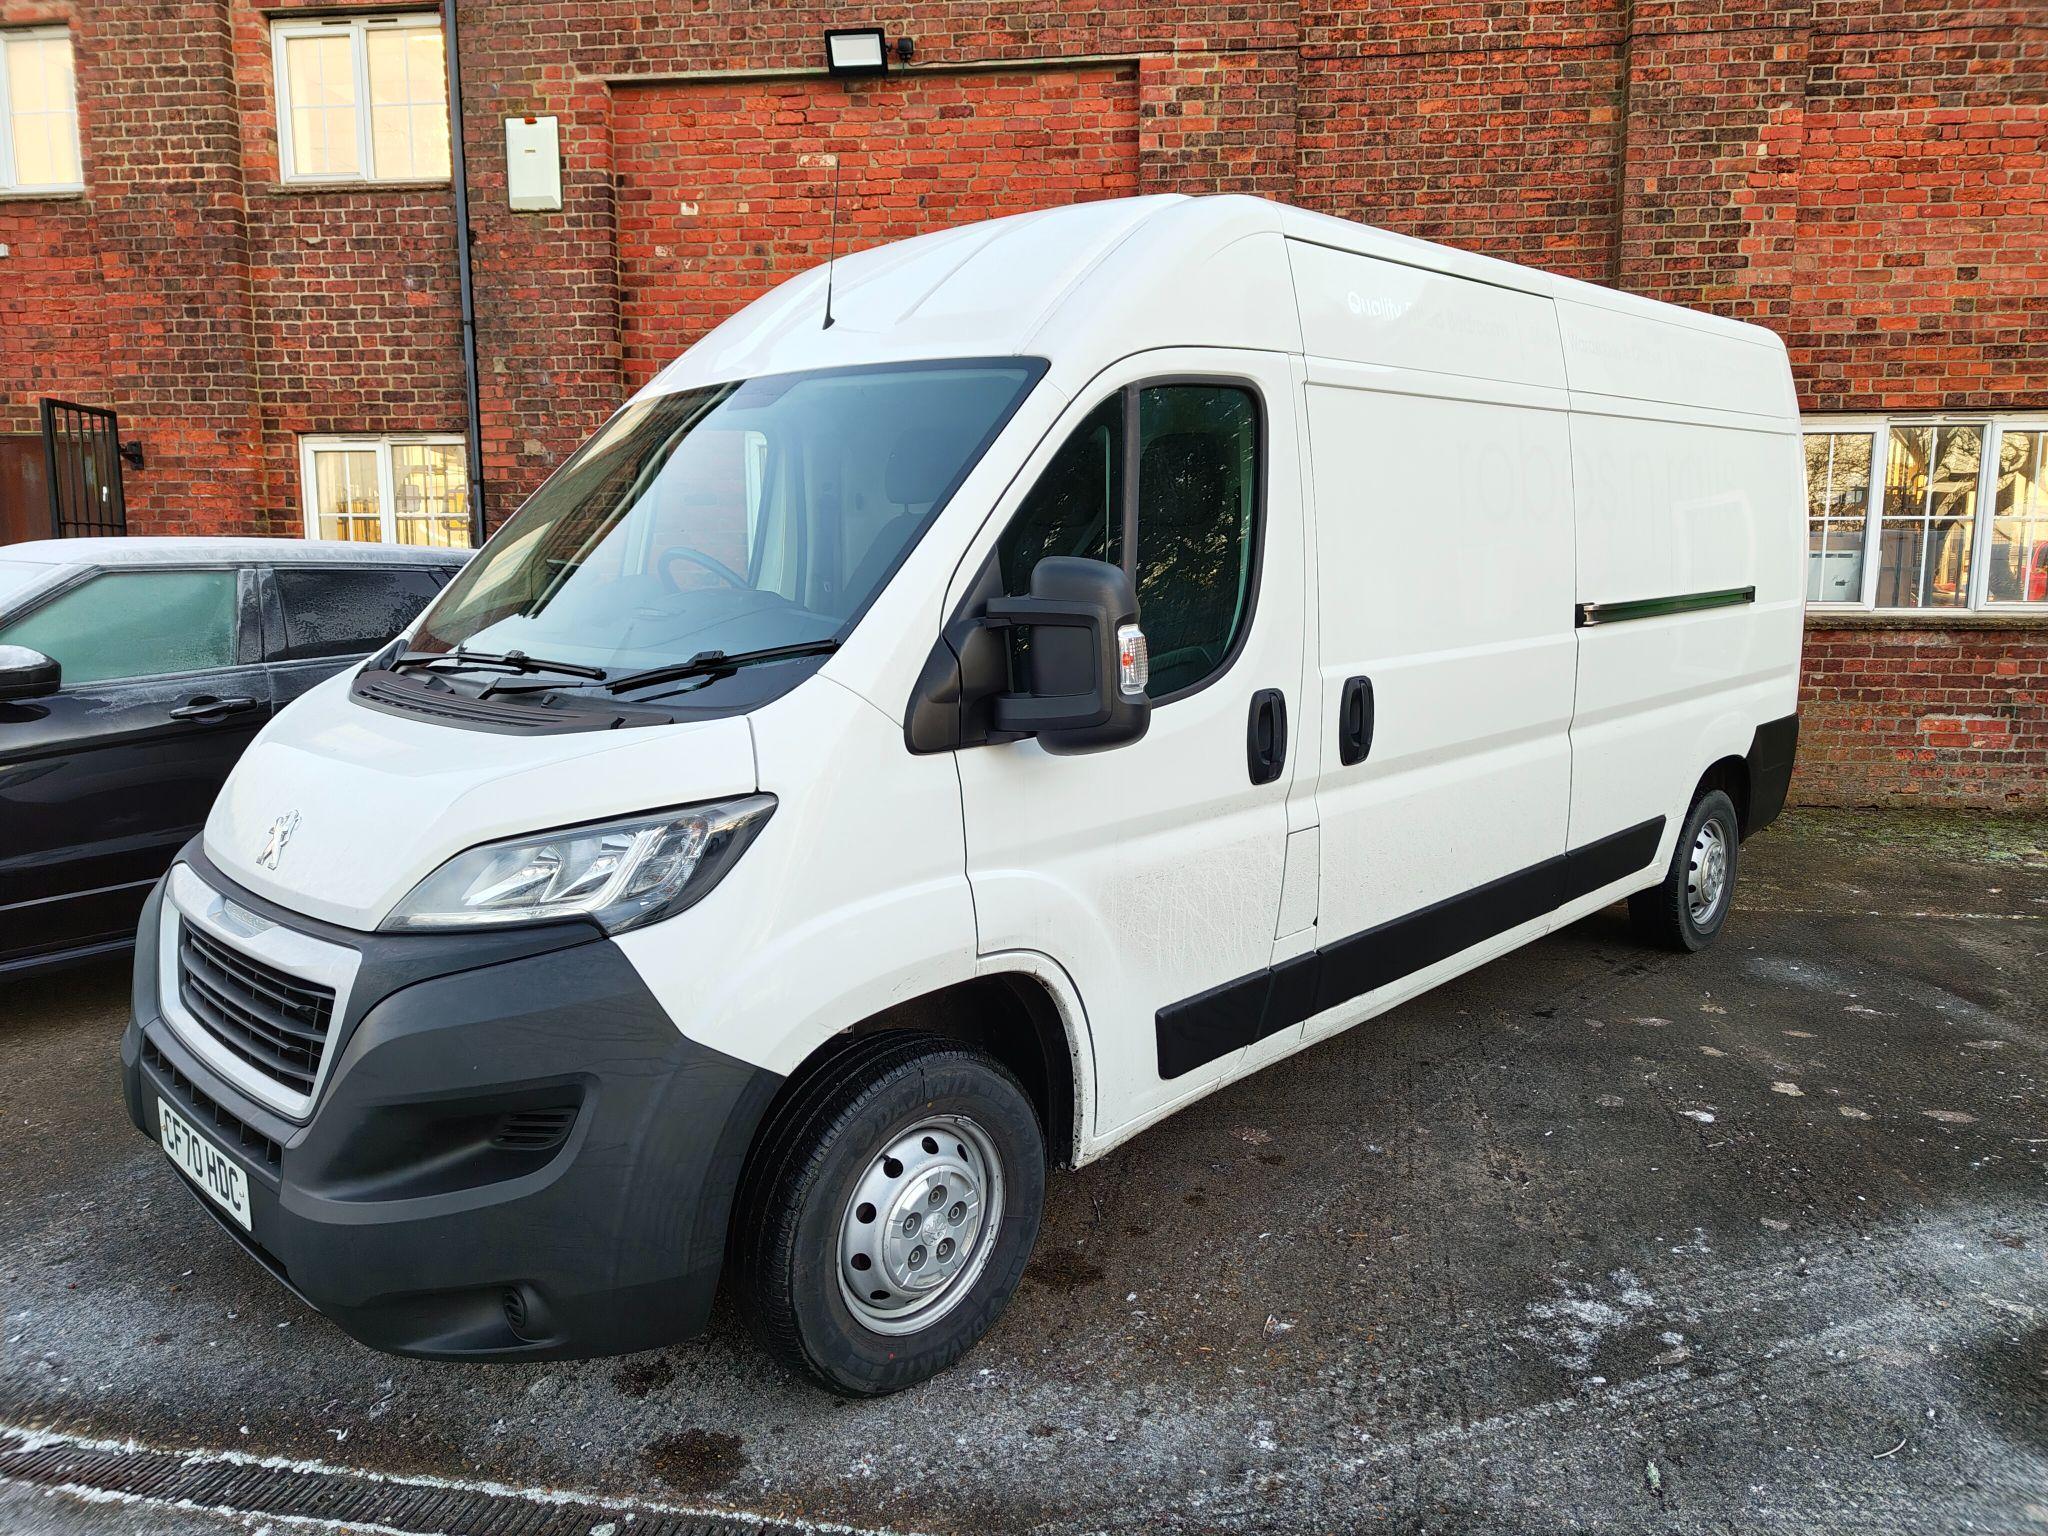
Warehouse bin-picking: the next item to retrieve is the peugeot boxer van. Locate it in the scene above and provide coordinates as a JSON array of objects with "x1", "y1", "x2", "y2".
[{"x1": 123, "y1": 194, "x2": 1802, "y2": 1395}]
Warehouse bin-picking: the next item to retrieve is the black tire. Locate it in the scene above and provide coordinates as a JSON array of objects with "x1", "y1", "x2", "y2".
[
  {"x1": 730, "y1": 1032, "x2": 1045, "y2": 1396},
  {"x1": 1629, "y1": 788, "x2": 1740, "y2": 952}
]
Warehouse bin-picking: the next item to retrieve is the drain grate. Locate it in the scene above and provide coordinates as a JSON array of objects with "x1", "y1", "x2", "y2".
[{"x1": 0, "y1": 1427, "x2": 884, "y2": 1536}]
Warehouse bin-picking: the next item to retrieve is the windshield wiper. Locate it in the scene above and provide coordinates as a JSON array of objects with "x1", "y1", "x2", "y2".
[
  {"x1": 389, "y1": 646, "x2": 609, "y2": 682},
  {"x1": 604, "y1": 639, "x2": 840, "y2": 695}
]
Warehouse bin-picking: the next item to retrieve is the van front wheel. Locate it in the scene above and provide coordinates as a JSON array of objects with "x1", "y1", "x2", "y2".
[
  {"x1": 732, "y1": 1034, "x2": 1045, "y2": 1396},
  {"x1": 1629, "y1": 788, "x2": 1740, "y2": 952}
]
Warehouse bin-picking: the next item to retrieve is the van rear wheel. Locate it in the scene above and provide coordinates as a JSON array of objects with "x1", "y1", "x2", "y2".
[
  {"x1": 1629, "y1": 788, "x2": 1740, "y2": 953},
  {"x1": 731, "y1": 1034, "x2": 1045, "y2": 1396}
]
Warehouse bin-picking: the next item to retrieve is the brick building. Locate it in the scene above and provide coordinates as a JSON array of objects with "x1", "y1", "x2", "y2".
[{"x1": 0, "y1": 2, "x2": 2042, "y2": 806}]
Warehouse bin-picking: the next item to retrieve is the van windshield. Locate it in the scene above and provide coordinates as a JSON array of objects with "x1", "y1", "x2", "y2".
[{"x1": 410, "y1": 360, "x2": 1044, "y2": 677}]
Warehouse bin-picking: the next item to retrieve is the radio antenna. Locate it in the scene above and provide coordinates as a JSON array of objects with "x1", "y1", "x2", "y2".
[{"x1": 821, "y1": 153, "x2": 842, "y2": 331}]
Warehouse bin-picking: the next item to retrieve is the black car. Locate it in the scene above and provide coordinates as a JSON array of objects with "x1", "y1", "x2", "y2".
[{"x1": 0, "y1": 538, "x2": 468, "y2": 977}]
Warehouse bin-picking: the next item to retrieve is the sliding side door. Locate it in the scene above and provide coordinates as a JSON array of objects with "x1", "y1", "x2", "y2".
[{"x1": 1290, "y1": 243, "x2": 1580, "y2": 1039}]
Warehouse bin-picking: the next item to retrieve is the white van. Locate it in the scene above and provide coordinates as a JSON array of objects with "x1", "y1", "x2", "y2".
[{"x1": 123, "y1": 194, "x2": 1802, "y2": 1395}]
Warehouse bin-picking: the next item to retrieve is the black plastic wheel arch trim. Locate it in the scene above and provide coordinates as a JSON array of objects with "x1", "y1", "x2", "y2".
[
  {"x1": 1742, "y1": 711, "x2": 1799, "y2": 836},
  {"x1": 1155, "y1": 816, "x2": 1665, "y2": 1081}
]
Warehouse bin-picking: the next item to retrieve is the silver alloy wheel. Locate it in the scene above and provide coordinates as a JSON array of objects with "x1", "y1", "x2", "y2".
[
  {"x1": 1687, "y1": 817, "x2": 1730, "y2": 927},
  {"x1": 837, "y1": 1114, "x2": 1005, "y2": 1337}
]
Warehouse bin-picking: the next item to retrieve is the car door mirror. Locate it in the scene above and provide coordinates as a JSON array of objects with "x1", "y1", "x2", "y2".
[
  {"x1": 986, "y1": 556, "x2": 1150, "y2": 755},
  {"x1": 0, "y1": 644, "x2": 60, "y2": 701}
]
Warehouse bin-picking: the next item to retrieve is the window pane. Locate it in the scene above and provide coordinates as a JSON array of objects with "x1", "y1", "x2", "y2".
[
  {"x1": 1875, "y1": 424, "x2": 1980, "y2": 608},
  {"x1": 365, "y1": 26, "x2": 448, "y2": 180},
  {"x1": 274, "y1": 566, "x2": 443, "y2": 661},
  {"x1": 0, "y1": 570, "x2": 237, "y2": 685},
  {"x1": 7, "y1": 35, "x2": 80, "y2": 188},
  {"x1": 312, "y1": 448, "x2": 383, "y2": 541},
  {"x1": 996, "y1": 395, "x2": 1125, "y2": 689},
  {"x1": 1986, "y1": 429, "x2": 2048, "y2": 606},
  {"x1": 415, "y1": 365, "x2": 1038, "y2": 671},
  {"x1": 1801, "y1": 431, "x2": 1870, "y2": 602},
  {"x1": 285, "y1": 33, "x2": 359, "y2": 176},
  {"x1": 998, "y1": 396, "x2": 1125, "y2": 595},
  {"x1": 390, "y1": 442, "x2": 471, "y2": 547},
  {"x1": 1135, "y1": 384, "x2": 1259, "y2": 697}
]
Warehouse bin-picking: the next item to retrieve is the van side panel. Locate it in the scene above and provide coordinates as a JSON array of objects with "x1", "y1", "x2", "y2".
[
  {"x1": 613, "y1": 679, "x2": 983, "y2": 1081},
  {"x1": 1552, "y1": 293, "x2": 1799, "y2": 421},
  {"x1": 1287, "y1": 239, "x2": 1566, "y2": 391},
  {"x1": 1560, "y1": 300, "x2": 1805, "y2": 860},
  {"x1": 1290, "y1": 243, "x2": 1577, "y2": 1032}
]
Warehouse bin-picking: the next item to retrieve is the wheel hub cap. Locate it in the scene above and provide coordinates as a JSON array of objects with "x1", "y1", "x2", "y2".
[
  {"x1": 1688, "y1": 819, "x2": 1729, "y2": 925},
  {"x1": 838, "y1": 1115, "x2": 1003, "y2": 1336}
]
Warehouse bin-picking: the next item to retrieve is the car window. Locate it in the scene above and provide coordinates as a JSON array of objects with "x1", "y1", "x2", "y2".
[
  {"x1": 1133, "y1": 384, "x2": 1259, "y2": 697},
  {"x1": 994, "y1": 382, "x2": 1259, "y2": 700},
  {"x1": 0, "y1": 569, "x2": 239, "y2": 686},
  {"x1": 273, "y1": 565, "x2": 445, "y2": 662},
  {"x1": 411, "y1": 362, "x2": 1042, "y2": 672},
  {"x1": 997, "y1": 394, "x2": 1125, "y2": 593}
]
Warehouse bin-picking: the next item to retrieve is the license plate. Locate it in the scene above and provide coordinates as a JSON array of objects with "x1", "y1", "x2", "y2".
[{"x1": 158, "y1": 1097, "x2": 252, "y2": 1231}]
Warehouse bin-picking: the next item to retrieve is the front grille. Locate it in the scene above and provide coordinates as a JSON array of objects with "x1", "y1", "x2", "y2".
[
  {"x1": 177, "y1": 923, "x2": 337, "y2": 1101},
  {"x1": 143, "y1": 1037, "x2": 283, "y2": 1171}
]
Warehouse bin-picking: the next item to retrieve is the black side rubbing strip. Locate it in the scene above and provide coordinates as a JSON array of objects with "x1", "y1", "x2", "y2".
[
  {"x1": 1576, "y1": 586, "x2": 1755, "y2": 628},
  {"x1": 1559, "y1": 817, "x2": 1666, "y2": 905},
  {"x1": 1314, "y1": 855, "x2": 1564, "y2": 1019},
  {"x1": 1154, "y1": 970, "x2": 1274, "y2": 1083},
  {"x1": 1154, "y1": 817, "x2": 1667, "y2": 1080}
]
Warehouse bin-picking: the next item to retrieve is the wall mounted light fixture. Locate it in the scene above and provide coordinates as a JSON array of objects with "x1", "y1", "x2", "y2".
[{"x1": 824, "y1": 28, "x2": 912, "y2": 76}]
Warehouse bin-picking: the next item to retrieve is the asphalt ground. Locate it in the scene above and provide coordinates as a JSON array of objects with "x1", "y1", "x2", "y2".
[{"x1": 2, "y1": 808, "x2": 2045, "y2": 1535}]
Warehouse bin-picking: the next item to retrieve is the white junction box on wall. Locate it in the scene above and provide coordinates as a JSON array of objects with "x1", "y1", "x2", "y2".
[{"x1": 505, "y1": 116, "x2": 562, "y2": 211}]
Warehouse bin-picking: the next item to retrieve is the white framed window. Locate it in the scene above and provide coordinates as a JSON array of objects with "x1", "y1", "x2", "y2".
[
  {"x1": 301, "y1": 436, "x2": 471, "y2": 548},
  {"x1": 0, "y1": 27, "x2": 83, "y2": 195},
  {"x1": 272, "y1": 14, "x2": 449, "y2": 185},
  {"x1": 1801, "y1": 414, "x2": 2048, "y2": 613}
]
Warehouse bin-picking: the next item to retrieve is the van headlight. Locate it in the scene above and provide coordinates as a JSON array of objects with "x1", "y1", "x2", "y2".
[{"x1": 381, "y1": 795, "x2": 775, "y2": 934}]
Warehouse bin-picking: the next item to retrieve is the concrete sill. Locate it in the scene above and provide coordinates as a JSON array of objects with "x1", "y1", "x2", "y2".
[
  {"x1": 263, "y1": 180, "x2": 452, "y2": 196},
  {"x1": 0, "y1": 188, "x2": 85, "y2": 203},
  {"x1": 1804, "y1": 608, "x2": 2048, "y2": 632}
]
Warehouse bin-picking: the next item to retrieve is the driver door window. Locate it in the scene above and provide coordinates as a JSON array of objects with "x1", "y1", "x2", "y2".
[
  {"x1": 995, "y1": 382, "x2": 1260, "y2": 700},
  {"x1": 0, "y1": 569, "x2": 240, "y2": 685}
]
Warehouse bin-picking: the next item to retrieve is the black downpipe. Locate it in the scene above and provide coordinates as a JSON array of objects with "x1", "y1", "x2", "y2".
[{"x1": 443, "y1": 0, "x2": 487, "y2": 546}]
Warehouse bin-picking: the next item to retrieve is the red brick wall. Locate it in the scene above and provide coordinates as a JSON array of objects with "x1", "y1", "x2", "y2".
[
  {"x1": 233, "y1": 2, "x2": 469, "y2": 527},
  {"x1": 2, "y1": 0, "x2": 267, "y2": 535},
  {"x1": 1795, "y1": 619, "x2": 2048, "y2": 807},
  {"x1": 5, "y1": 0, "x2": 2041, "y2": 527},
  {"x1": 1791, "y1": 18, "x2": 2048, "y2": 411},
  {"x1": 1300, "y1": 1, "x2": 1629, "y2": 284},
  {"x1": 614, "y1": 66, "x2": 1142, "y2": 389},
  {"x1": 1, "y1": 0, "x2": 2043, "y2": 799}
]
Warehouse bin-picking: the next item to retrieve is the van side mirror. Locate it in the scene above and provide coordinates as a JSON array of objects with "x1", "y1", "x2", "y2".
[
  {"x1": 985, "y1": 557, "x2": 1149, "y2": 755},
  {"x1": 903, "y1": 555, "x2": 1150, "y2": 756},
  {"x1": 0, "y1": 645, "x2": 59, "y2": 702}
]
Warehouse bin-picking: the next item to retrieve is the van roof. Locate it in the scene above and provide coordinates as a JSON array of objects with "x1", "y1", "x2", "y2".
[{"x1": 646, "y1": 194, "x2": 1785, "y2": 401}]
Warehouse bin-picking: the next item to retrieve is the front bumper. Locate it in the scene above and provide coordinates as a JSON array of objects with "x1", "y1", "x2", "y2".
[{"x1": 123, "y1": 846, "x2": 780, "y2": 1361}]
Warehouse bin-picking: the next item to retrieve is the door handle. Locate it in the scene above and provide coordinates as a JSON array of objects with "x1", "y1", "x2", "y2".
[
  {"x1": 168, "y1": 694, "x2": 259, "y2": 721},
  {"x1": 1338, "y1": 675, "x2": 1375, "y2": 766},
  {"x1": 1247, "y1": 688, "x2": 1287, "y2": 785}
]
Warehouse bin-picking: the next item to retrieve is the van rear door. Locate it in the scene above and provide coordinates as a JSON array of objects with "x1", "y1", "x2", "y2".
[
  {"x1": 954, "y1": 349, "x2": 1308, "y2": 1139},
  {"x1": 1288, "y1": 243, "x2": 1579, "y2": 1035}
]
